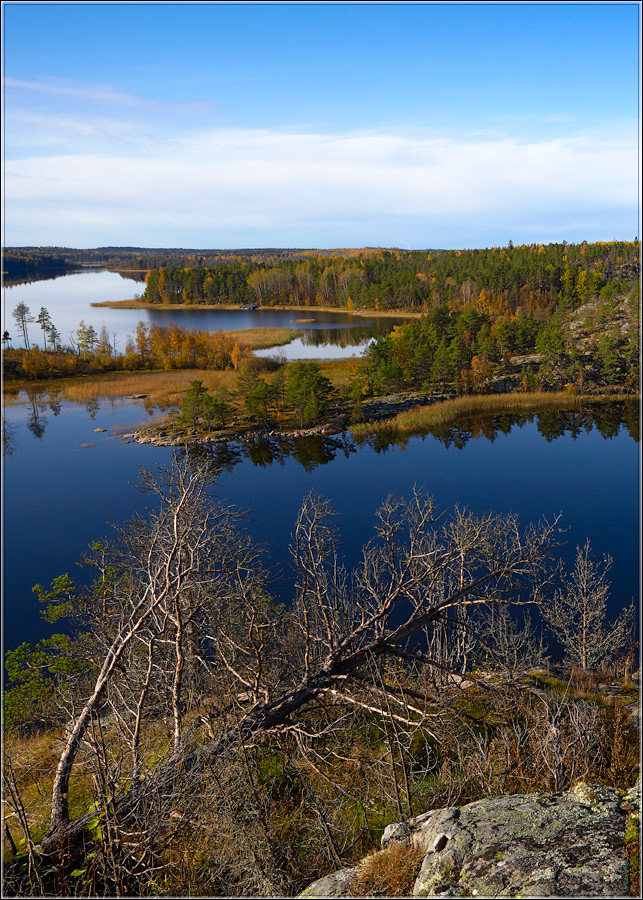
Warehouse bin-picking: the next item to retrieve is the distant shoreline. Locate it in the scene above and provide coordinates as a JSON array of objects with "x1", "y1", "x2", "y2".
[{"x1": 90, "y1": 299, "x2": 422, "y2": 319}]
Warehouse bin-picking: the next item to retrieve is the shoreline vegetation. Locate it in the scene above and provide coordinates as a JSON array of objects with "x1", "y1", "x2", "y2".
[
  {"x1": 6, "y1": 241, "x2": 639, "y2": 420},
  {"x1": 4, "y1": 358, "x2": 638, "y2": 448},
  {"x1": 349, "y1": 390, "x2": 639, "y2": 439},
  {"x1": 130, "y1": 389, "x2": 638, "y2": 449},
  {"x1": 90, "y1": 298, "x2": 423, "y2": 318}
]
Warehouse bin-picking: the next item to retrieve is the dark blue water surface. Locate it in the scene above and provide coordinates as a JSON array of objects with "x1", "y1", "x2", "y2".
[{"x1": 2, "y1": 397, "x2": 639, "y2": 653}]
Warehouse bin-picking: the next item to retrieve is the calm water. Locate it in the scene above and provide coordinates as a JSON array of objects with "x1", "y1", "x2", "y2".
[
  {"x1": 2, "y1": 270, "x2": 406, "y2": 359},
  {"x1": 2, "y1": 396, "x2": 639, "y2": 653}
]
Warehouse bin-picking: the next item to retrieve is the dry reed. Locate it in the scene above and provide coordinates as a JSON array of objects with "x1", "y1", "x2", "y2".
[
  {"x1": 351, "y1": 391, "x2": 636, "y2": 438},
  {"x1": 35, "y1": 370, "x2": 238, "y2": 407},
  {"x1": 225, "y1": 327, "x2": 298, "y2": 349}
]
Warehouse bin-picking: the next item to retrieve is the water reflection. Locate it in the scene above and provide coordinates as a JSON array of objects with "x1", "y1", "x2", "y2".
[
  {"x1": 299, "y1": 323, "x2": 391, "y2": 345},
  {"x1": 3, "y1": 387, "x2": 112, "y2": 453},
  {"x1": 3, "y1": 392, "x2": 638, "y2": 467},
  {"x1": 22, "y1": 390, "x2": 63, "y2": 442},
  {"x1": 2, "y1": 415, "x2": 17, "y2": 456},
  {"x1": 186, "y1": 432, "x2": 358, "y2": 474},
  {"x1": 4, "y1": 268, "x2": 147, "y2": 288},
  {"x1": 354, "y1": 403, "x2": 640, "y2": 455},
  {"x1": 180, "y1": 403, "x2": 639, "y2": 474},
  {"x1": 3, "y1": 393, "x2": 638, "y2": 651}
]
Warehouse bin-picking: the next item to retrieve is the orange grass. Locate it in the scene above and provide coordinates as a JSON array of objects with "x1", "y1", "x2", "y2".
[
  {"x1": 3, "y1": 370, "x2": 238, "y2": 409},
  {"x1": 351, "y1": 391, "x2": 637, "y2": 438}
]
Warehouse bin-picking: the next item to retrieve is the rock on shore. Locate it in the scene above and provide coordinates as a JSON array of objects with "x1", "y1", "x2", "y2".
[{"x1": 299, "y1": 780, "x2": 640, "y2": 898}]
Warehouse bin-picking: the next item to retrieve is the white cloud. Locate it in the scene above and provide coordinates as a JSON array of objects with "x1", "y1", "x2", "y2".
[{"x1": 3, "y1": 124, "x2": 638, "y2": 247}]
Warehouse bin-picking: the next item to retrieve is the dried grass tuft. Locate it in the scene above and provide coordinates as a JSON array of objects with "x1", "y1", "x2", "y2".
[{"x1": 349, "y1": 842, "x2": 424, "y2": 897}]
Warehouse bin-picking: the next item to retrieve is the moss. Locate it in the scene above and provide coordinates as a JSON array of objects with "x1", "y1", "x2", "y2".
[{"x1": 624, "y1": 814, "x2": 640, "y2": 897}]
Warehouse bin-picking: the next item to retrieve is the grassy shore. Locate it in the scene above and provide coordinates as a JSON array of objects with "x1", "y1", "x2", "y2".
[
  {"x1": 3, "y1": 357, "x2": 364, "y2": 410},
  {"x1": 224, "y1": 326, "x2": 298, "y2": 349},
  {"x1": 5, "y1": 358, "x2": 635, "y2": 440},
  {"x1": 350, "y1": 391, "x2": 638, "y2": 438},
  {"x1": 3, "y1": 369, "x2": 239, "y2": 408},
  {"x1": 90, "y1": 299, "x2": 422, "y2": 318},
  {"x1": 91, "y1": 300, "x2": 248, "y2": 310}
]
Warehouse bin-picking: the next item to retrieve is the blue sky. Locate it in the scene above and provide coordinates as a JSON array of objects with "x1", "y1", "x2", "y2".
[{"x1": 2, "y1": 1, "x2": 640, "y2": 249}]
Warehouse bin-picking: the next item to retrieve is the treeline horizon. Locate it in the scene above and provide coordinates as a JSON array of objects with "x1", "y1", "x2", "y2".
[
  {"x1": 3, "y1": 240, "x2": 640, "y2": 287},
  {"x1": 138, "y1": 241, "x2": 640, "y2": 311},
  {"x1": 2, "y1": 244, "x2": 394, "y2": 280}
]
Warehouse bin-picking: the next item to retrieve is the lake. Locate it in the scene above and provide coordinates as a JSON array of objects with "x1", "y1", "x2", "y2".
[
  {"x1": 2, "y1": 270, "x2": 408, "y2": 359},
  {"x1": 2, "y1": 271, "x2": 640, "y2": 658},
  {"x1": 2, "y1": 393, "x2": 639, "y2": 655}
]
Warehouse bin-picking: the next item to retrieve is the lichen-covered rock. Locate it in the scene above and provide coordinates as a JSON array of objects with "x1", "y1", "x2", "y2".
[
  {"x1": 298, "y1": 783, "x2": 633, "y2": 898},
  {"x1": 297, "y1": 866, "x2": 356, "y2": 898},
  {"x1": 621, "y1": 775, "x2": 641, "y2": 814},
  {"x1": 381, "y1": 821, "x2": 413, "y2": 849},
  {"x1": 406, "y1": 783, "x2": 629, "y2": 897}
]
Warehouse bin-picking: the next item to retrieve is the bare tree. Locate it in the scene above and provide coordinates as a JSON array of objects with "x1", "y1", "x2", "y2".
[
  {"x1": 7, "y1": 456, "x2": 563, "y2": 894},
  {"x1": 542, "y1": 539, "x2": 635, "y2": 671},
  {"x1": 473, "y1": 602, "x2": 548, "y2": 680},
  {"x1": 45, "y1": 455, "x2": 256, "y2": 834}
]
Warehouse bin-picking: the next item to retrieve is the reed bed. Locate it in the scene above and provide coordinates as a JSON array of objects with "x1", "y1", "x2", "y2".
[
  {"x1": 317, "y1": 357, "x2": 362, "y2": 388},
  {"x1": 226, "y1": 327, "x2": 298, "y2": 349},
  {"x1": 24, "y1": 370, "x2": 239, "y2": 407},
  {"x1": 91, "y1": 300, "x2": 245, "y2": 309},
  {"x1": 351, "y1": 391, "x2": 636, "y2": 438}
]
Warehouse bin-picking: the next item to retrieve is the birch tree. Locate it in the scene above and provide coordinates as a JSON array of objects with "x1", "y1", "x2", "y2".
[
  {"x1": 542, "y1": 539, "x2": 635, "y2": 670},
  {"x1": 6, "y1": 455, "x2": 562, "y2": 894}
]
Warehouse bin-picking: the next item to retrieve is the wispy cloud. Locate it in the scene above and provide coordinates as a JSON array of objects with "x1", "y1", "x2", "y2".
[
  {"x1": 5, "y1": 76, "x2": 149, "y2": 106},
  {"x1": 4, "y1": 114, "x2": 638, "y2": 247},
  {"x1": 4, "y1": 77, "x2": 222, "y2": 144}
]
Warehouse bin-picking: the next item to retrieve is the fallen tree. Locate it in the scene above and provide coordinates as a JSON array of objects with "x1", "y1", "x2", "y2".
[{"x1": 4, "y1": 452, "x2": 565, "y2": 896}]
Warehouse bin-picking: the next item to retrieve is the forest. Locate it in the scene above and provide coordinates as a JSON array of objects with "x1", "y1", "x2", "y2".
[
  {"x1": 136, "y1": 241, "x2": 640, "y2": 397},
  {"x1": 138, "y1": 241, "x2": 639, "y2": 311},
  {"x1": 4, "y1": 242, "x2": 640, "y2": 407},
  {"x1": 2, "y1": 245, "x2": 372, "y2": 283}
]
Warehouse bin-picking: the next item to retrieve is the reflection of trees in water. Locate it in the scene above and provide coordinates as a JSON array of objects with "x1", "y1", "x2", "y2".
[
  {"x1": 239, "y1": 433, "x2": 356, "y2": 472},
  {"x1": 22, "y1": 386, "x2": 67, "y2": 441},
  {"x1": 2, "y1": 415, "x2": 17, "y2": 456},
  {"x1": 245, "y1": 437, "x2": 287, "y2": 468},
  {"x1": 13, "y1": 387, "x2": 106, "y2": 449},
  {"x1": 300, "y1": 326, "x2": 377, "y2": 347},
  {"x1": 25, "y1": 390, "x2": 49, "y2": 440},
  {"x1": 8, "y1": 394, "x2": 638, "y2": 465},
  {"x1": 117, "y1": 270, "x2": 146, "y2": 284},
  {"x1": 355, "y1": 402, "x2": 639, "y2": 454},
  {"x1": 297, "y1": 318, "x2": 404, "y2": 347},
  {"x1": 535, "y1": 405, "x2": 635, "y2": 443},
  {"x1": 180, "y1": 433, "x2": 357, "y2": 475},
  {"x1": 83, "y1": 398, "x2": 100, "y2": 420}
]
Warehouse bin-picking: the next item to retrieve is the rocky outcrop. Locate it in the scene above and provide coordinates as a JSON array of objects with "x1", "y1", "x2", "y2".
[
  {"x1": 300, "y1": 780, "x2": 640, "y2": 898},
  {"x1": 126, "y1": 393, "x2": 457, "y2": 448}
]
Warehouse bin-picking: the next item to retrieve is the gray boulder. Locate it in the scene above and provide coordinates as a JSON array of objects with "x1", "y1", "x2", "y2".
[
  {"x1": 392, "y1": 782, "x2": 630, "y2": 898},
  {"x1": 298, "y1": 866, "x2": 356, "y2": 898},
  {"x1": 299, "y1": 782, "x2": 634, "y2": 898}
]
